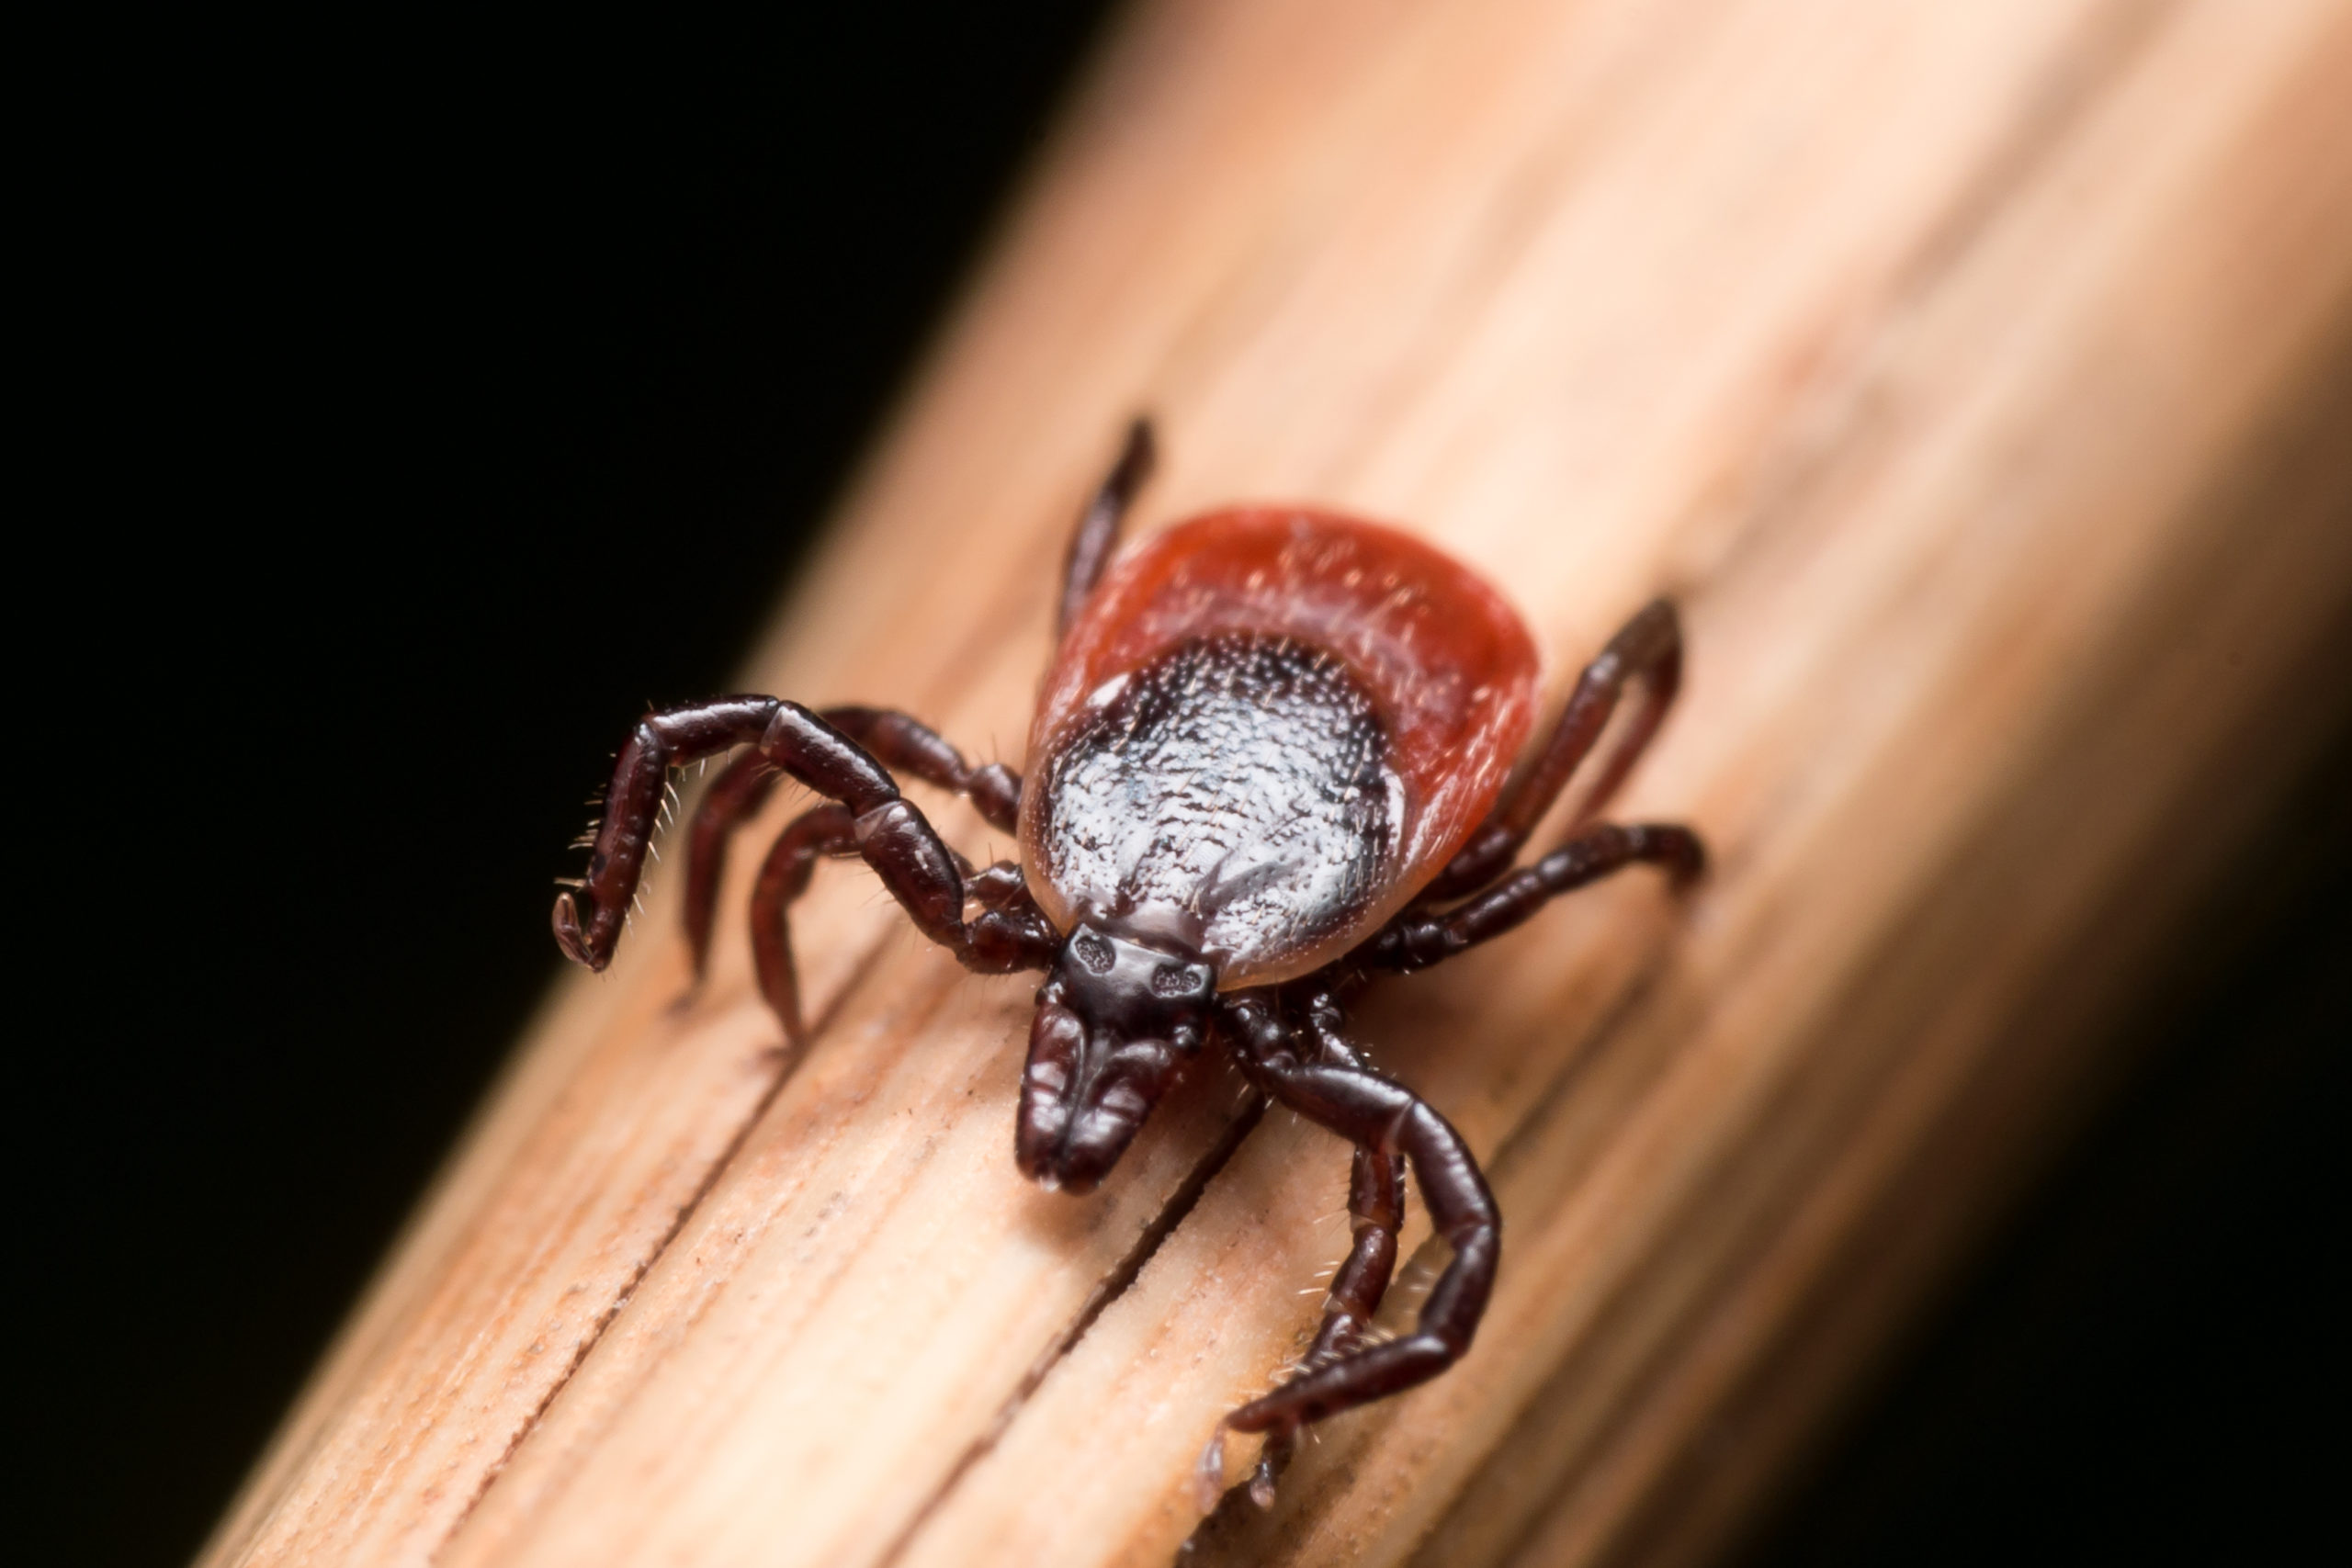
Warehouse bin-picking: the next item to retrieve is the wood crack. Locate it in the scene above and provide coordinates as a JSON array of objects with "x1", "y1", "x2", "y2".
[
  {"x1": 878, "y1": 1090, "x2": 1272, "y2": 1568},
  {"x1": 430, "y1": 937, "x2": 898, "y2": 1562}
]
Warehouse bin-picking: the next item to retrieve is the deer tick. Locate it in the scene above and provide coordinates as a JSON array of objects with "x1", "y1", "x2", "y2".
[{"x1": 552, "y1": 420, "x2": 1703, "y2": 1508}]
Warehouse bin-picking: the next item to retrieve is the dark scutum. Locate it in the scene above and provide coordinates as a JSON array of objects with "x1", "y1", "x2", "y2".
[{"x1": 1035, "y1": 633, "x2": 1397, "y2": 972}]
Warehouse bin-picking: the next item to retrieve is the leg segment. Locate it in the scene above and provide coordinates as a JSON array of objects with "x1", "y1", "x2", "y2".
[
  {"x1": 1425, "y1": 598, "x2": 1684, "y2": 899},
  {"x1": 684, "y1": 749, "x2": 788, "y2": 978},
  {"x1": 742, "y1": 803, "x2": 1039, "y2": 1043},
  {"x1": 1198, "y1": 993, "x2": 1499, "y2": 1508},
  {"x1": 1365, "y1": 821, "x2": 1704, "y2": 976},
  {"x1": 677, "y1": 706, "x2": 1024, "y2": 980},
  {"x1": 1241, "y1": 1015, "x2": 1408, "y2": 1503},
  {"x1": 746, "y1": 804, "x2": 859, "y2": 1041},
  {"x1": 554, "y1": 697, "x2": 1057, "y2": 980},
  {"x1": 1297, "y1": 1021, "x2": 1409, "y2": 1363},
  {"x1": 1056, "y1": 418, "x2": 1155, "y2": 638},
  {"x1": 823, "y1": 707, "x2": 1022, "y2": 830}
]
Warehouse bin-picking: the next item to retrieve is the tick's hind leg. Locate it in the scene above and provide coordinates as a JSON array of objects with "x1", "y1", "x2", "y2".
[
  {"x1": 1198, "y1": 994, "x2": 1497, "y2": 1512},
  {"x1": 678, "y1": 705, "x2": 1023, "y2": 983},
  {"x1": 1056, "y1": 418, "x2": 1155, "y2": 638},
  {"x1": 1426, "y1": 598, "x2": 1684, "y2": 898},
  {"x1": 1366, "y1": 821, "x2": 1703, "y2": 976}
]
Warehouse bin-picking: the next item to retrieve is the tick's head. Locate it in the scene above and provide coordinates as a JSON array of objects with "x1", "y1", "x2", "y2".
[{"x1": 1017, "y1": 921, "x2": 1216, "y2": 1193}]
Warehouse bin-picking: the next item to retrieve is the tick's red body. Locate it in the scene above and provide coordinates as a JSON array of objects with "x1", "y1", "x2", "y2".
[
  {"x1": 551, "y1": 423, "x2": 1702, "y2": 1512},
  {"x1": 1026, "y1": 507, "x2": 1541, "y2": 986}
]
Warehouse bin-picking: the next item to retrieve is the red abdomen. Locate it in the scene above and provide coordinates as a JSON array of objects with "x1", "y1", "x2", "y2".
[{"x1": 1021, "y1": 508, "x2": 1541, "y2": 985}]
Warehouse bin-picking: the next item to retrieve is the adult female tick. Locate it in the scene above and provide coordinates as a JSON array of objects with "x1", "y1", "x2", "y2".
[{"x1": 553, "y1": 421, "x2": 1703, "y2": 1507}]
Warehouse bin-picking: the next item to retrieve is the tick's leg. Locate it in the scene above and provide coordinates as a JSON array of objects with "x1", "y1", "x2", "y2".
[
  {"x1": 1198, "y1": 994, "x2": 1498, "y2": 1510},
  {"x1": 1296, "y1": 1020, "x2": 1408, "y2": 1362},
  {"x1": 821, "y1": 707, "x2": 1023, "y2": 830},
  {"x1": 1365, "y1": 821, "x2": 1704, "y2": 976},
  {"x1": 1243, "y1": 1015, "x2": 1408, "y2": 1503},
  {"x1": 683, "y1": 750, "x2": 789, "y2": 980},
  {"x1": 1425, "y1": 598, "x2": 1683, "y2": 899},
  {"x1": 744, "y1": 804, "x2": 859, "y2": 1042},
  {"x1": 680, "y1": 707, "x2": 1022, "y2": 981},
  {"x1": 1056, "y1": 418, "x2": 1155, "y2": 638},
  {"x1": 743, "y1": 800, "x2": 1039, "y2": 1042},
  {"x1": 556, "y1": 697, "x2": 1058, "y2": 977}
]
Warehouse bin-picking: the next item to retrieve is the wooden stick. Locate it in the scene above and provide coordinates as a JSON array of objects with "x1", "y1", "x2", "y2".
[{"x1": 204, "y1": 2, "x2": 2352, "y2": 1565}]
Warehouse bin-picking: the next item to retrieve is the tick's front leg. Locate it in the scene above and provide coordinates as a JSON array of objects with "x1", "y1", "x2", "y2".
[
  {"x1": 1197, "y1": 994, "x2": 1498, "y2": 1511},
  {"x1": 555, "y1": 698, "x2": 1057, "y2": 982},
  {"x1": 560, "y1": 699, "x2": 871, "y2": 968},
  {"x1": 744, "y1": 805, "x2": 858, "y2": 1042},
  {"x1": 1236, "y1": 1009, "x2": 1408, "y2": 1505},
  {"x1": 679, "y1": 706, "x2": 1023, "y2": 982},
  {"x1": 745, "y1": 802, "x2": 1035, "y2": 1044}
]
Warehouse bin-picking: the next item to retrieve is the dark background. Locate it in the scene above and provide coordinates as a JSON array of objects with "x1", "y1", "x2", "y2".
[{"x1": 27, "y1": 9, "x2": 2344, "y2": 1565}]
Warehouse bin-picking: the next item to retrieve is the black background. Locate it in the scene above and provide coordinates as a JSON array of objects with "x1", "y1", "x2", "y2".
[{"x1": 25, "y1": 9, "x2": 2345, "y2": 1565}]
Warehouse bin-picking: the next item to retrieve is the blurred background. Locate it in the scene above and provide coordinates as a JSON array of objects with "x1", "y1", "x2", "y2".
[{"x1": 23, "y1": 7, "x2": 2344, "y2": 1564}]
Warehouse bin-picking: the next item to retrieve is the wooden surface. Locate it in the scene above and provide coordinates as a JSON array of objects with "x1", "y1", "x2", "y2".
[{"x1": 205, "y1": 2, "x2": 2352, "y2": 1565}]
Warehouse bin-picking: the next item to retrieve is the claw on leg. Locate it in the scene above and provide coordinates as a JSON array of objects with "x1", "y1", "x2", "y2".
[
  {"x1": 1195, "y1": 1411, "x2": 1303, "y2": 1513},
  {"x1": 1248, "y1": 1441, "x2": 1284, "y2": 1509},
  {"x1": 1193, "y1": 1425, "x2": 1230, "y2": 1515},
  {"x1": 551, "y1": 890, "x2": 596, "y2": 967}
]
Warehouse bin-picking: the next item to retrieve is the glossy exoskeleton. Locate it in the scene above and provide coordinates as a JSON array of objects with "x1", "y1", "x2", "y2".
[{"x1": 552, "y1": 421, "x2": 1703, "y2": 1508}]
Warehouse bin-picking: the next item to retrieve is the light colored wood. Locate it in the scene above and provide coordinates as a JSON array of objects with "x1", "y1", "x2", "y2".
[{"x1": 205, "y1": 2, "x2": 2352, "y2": 1565}]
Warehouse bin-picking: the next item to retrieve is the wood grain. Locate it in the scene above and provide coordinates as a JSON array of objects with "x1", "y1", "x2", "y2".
[{"x1": 204, "y1": 2, "x2": 2352, "y2": 1565}]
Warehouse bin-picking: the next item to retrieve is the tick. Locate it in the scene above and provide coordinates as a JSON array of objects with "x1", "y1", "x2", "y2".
[{"x1": 552, "y1": 421, "x2": 1703, "y2": 1507}]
